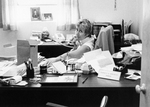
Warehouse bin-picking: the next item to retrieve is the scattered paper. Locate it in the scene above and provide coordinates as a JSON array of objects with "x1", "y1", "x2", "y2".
[
  {"x1": 97, "y1": 56, "x2": 112, "y2": 68},
  {"x1": 44, "y1": 75, "x2": 77, "y2": 83},
  {"x1": 98, "y1": 70, "x2": 121, "y2": 81},
  {"x1": 125, "y1": 75, "x2": 140, "y2": 80},
  {"x1": 121, "y1": 43, "x2": 142, "y2": 52},
  {"x1": 83, "y1": 49, "x2": 102, "y2": 62},
  {"x1": 84, "y1": 49, "x2": 115, "y2": 73},
  {"x1": 0, "y1": 61, "x2": 26, "y2": 77},
  {"x1": 16, "y1": 81, "x2": 28, "y2": 86},
  {"x1": 52, "y1": 61, "x2": 66, "y2": 74}
]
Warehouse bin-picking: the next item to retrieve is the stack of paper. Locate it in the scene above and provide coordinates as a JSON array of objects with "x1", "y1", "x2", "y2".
[
  {"x1": 121, "y1": 43, "x2": 142, "y2": 54},
  {"x1": 83, "y1": 49, "x2": 115, "y2": 72},
  {"x1": 52, "y1": 61, "x2": 67, "y2": 74},
  {"x1": 0, "y1": 61, "x2": 26, "y2": 77},
  {"x1": 83, "y1": 49, "x2": 121, "y2": 81}
]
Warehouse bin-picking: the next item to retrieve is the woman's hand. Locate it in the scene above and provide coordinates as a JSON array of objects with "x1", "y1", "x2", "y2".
[
  {"x1": 39, "y1": 57, "x2": 57, "y2": 67},
  {"x1": 69, "y1": 36, "x2": 79, "y2": 50},
  {"x1": 46, "y1": 58, "x2": 58, "y2": 66},
  {"x1": 70, "y1": 36, "x2": 77, "y2": 43}
]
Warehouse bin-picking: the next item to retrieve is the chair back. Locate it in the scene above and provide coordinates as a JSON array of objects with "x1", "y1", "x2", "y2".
[
  {"x1": 94, "y1": 25, "x2": 115, "y2": 55},
  {"x1": 46, "y1": 95, "x2": 108, "y2": 107},
  {"x1": 46, "y1": 102, "x2": 68, "y2": 107},
  {"x1": 100, "y1": 96, "x2": 108, "y2": 107}
]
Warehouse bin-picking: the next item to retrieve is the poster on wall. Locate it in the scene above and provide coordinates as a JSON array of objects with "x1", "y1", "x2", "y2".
[
  {"x1": 42, "y1": 13, "x2": 53, "y2": 21},
  {"x1": 30, "y1": 7, "x2": 41, "y2": 21}
]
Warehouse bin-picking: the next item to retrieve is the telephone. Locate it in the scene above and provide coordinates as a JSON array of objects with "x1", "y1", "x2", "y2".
[{"x1": 54, "y1": 33, "x2": 65, "y2": 41}]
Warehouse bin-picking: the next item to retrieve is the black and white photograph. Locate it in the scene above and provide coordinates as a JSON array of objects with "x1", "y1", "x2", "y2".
[
  {"x1": 30, "y1": 7, "x2": 41, "y2": 21},
  {"x1": 0, "y1": 0, "x2": 149, "y2": 107},
  {"x1": 42, "y1": 13, "x2": 53, "y2": 21}
]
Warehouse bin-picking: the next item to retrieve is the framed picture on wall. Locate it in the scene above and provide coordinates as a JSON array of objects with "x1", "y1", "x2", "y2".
[
  {"x1": 42, "y1": 13, "x2": 53, "y2": 21},
  {"x1": 30, "y1": 7, "x2": 41, "y2": 21}
]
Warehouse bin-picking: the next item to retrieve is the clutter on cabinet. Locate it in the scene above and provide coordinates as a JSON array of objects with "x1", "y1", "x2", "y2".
[
  {"x1": 30, "y1": 31, "x2": 41, "y2": 41},
  {"x1": 124, "y1": 69, "x2": 141, "y2": 80},
  {"x1": 54, "y1": 33, "x2": 65, "y2": 42},
  {"x1": 41, "y1": 29, "x2": 50, "y2": 41}
]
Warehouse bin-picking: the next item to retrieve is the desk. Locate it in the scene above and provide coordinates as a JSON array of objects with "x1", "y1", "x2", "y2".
[
  {"x1": 38, "y1": 41, "x2": 73, "y2": 58},
  {"x1": 0, "y1": 74, "x2": 140, "y2": 107}
]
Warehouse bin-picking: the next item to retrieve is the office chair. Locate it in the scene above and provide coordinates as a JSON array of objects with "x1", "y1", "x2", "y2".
[
  {"x1": 46, "y1": 102, "x2": 68, "y2": 107},
  {"x1": 100, "y1": 96, "x2": 108, "y2": 107},
  {"x1": 46, "y1": 95, "x2": 108, "y2": 107},
  {"x1": 94, "y1": 25, "x2": 115, "y2": 55}
]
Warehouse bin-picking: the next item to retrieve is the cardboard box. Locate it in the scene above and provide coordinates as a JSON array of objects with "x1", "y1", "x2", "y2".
[{"x1": 17, "y1": 40, "x2": 39, "y2": 67}]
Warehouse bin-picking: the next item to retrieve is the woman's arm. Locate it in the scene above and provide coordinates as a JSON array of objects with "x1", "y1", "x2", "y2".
[
  {"x1": 40, "y1": 44, "x2": 91, "y2": 67},
  {"x1": 67, "y1": 45, "x2": 91, "y2": 59},
  {"x1": 55, "y1": 44, "x2": 91, "y2": 61}
]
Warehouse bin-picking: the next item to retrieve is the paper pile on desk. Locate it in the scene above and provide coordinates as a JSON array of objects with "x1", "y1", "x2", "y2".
[
  {"x1": 0, "y1": 61, "x2": 26, "y2": 77},
  {"x1": 17, "y1": 40, "x2": 38, "y2": 67},
  {"x1": 83, "y1": 49, "x2": 121, "y2": 80},
  {"x1": 52, "y1": 61, "x2": 66, "y2": 74},
  {"x1": 121, "y1": 43, "x2": 142, "y2": 53},
  {"x1": 84, "y1": 49, "x2": 115, "y2": 72},
  {"x1": 0, "y1": 43, "x2": 16, "y2": 58}
]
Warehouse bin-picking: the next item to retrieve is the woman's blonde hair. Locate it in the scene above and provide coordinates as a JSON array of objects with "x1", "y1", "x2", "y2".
[{"x1": 77, "y1": 19, "x2": 92, "y2": 37}]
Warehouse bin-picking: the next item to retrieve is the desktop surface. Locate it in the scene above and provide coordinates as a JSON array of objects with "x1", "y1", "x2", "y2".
[
  {"x1": 0, "y1": 73, "x2": 139, "y2": 88},
  {"x1": 0, "y1": 40, "x2": 141, "y2": 107},
  {"x1": 0, "y1": 73, "x2": 140, "y2": 107},
  {"x1": 38, "y1": 41, "x2": 72, "y2": 58}
]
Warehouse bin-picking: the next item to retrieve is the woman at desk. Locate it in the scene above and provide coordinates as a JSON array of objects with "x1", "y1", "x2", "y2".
[{"x1": 40, "y1": 19, "x2": 94, "y2": 67}]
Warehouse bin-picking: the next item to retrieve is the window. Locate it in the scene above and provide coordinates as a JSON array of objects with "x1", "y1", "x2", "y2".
[
  {"x1": 0, "y1": 0, "x2": 3, "y2": 28},
  {"x1": 1, "y1": 0, "x2": 80, "y2": 31},
  {"x1": 17, "y1": 0, "x2": 57, "y2": 5},
  {"x1": 17, "y1": 0, "x2": 80, "y2": 31},
  {"x1": 1, "y1": 0, "x2": 17, "y2": 30}
]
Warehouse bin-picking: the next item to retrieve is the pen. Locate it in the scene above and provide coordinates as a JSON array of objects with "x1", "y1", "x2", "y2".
[{"x1": 82, "y1": 77, "x2": 88, "y2": 84}]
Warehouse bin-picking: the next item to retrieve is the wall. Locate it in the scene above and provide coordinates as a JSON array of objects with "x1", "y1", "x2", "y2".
[
  {"x1": 138, "y1": 0, "x2": 143, "y2": 39},
  {"x1": 79, "y1": 0, "x2": 140, "y2": 34},
  {"x1": 0, "y1": 0, "x2": 141, "y2": 56},
  {"x1": 0, "y1": 29, "x2": 17, "y2": 56},
  {"x1": 16, "y1": 3, "x2": 58, "y2": 40}
]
